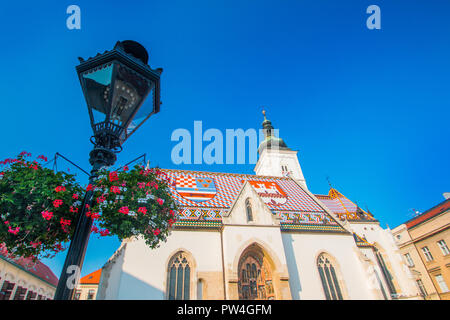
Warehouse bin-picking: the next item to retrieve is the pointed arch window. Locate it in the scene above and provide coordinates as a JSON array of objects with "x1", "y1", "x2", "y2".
[
  {"x1": 317, "y1": 253, "x2": 344, "y2": 300},
  {"x1": 238, "y1": 247, "x2": 274, "y2": 300},
  {"x1": 167, "y1": 252, "x2": 191, "y2": 300},
  {"x1": 245, "y1": 198, "x2": 253, "y2": 222},
  {"x1": 374, "y1": 248, "x2": 397, "y2": 296}
]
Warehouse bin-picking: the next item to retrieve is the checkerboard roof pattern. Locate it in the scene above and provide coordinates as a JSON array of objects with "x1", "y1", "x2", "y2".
[{"x1": 160, "y1": 169, "x2": 326, "y2": 213}]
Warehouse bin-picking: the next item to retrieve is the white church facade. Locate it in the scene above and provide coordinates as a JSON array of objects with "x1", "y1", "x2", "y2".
[{"x1": 96, "y1": 113, "x2": 421, "y2": 300}]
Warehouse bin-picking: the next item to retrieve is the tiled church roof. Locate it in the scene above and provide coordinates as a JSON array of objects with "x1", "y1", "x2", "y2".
[
  {"x1": 160, "y1": 169, "x2": 347, "y2": 233},
  {"x1": 0, "y1": 244, "x2": 59, "y2": 287},
  {"x1": 314, "y1": 188, "x2": 376, "y2": 222}
]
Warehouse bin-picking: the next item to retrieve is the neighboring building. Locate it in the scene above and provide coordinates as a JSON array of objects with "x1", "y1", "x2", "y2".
[
  {"x1": 74, "y1": 269, "x2": 101, "y2": 300},
  {"x1": 0, "y1": 245, "x2": 58, "y2": 300},
  {"x1": 97, "y1": 112, "x2": 420, "y2": 300},
  {"x1": 392, "y1": 196, "x2": 450, "y2": 300}
]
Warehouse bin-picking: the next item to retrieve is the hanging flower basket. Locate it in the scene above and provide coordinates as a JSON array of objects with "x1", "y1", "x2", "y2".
[
  {"x1": 0, "y1": 152, "x2": 84, "y2": 260},
  {"x1": 0, "y1": 152, "x2": 178, "y2": 260},
  {"x1": 88, "y1": 165, "x2": 178, "y2": 249}
]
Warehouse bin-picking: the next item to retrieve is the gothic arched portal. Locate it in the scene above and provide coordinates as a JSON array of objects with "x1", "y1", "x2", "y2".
[{"x1": 237, "y1": 244, "x2": 275, "y2": 300}]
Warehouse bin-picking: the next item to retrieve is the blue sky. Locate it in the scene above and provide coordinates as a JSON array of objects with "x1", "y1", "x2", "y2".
[{"x1": 1, "y1": 1, "x2": 449, "y2": 278}]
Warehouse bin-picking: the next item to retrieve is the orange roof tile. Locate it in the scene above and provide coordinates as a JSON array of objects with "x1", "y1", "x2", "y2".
[
  {"x1": 80, "y1": 269, "x2": 102, "y2": 284},
  {"x1": 405, "y1": 198, "x2": 450, "y2": 229}
]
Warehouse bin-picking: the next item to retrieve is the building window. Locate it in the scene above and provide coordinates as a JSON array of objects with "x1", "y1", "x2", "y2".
[
  {"x1": 421, "y1": 246, "x2": 433, "y2": 262},
  {"x1": 437, "y1": 240, "x2": 450, "y2": 256},
  {"x1": 404, "y1": 253, "x2": 414, "y2": 267},
  {"x1": 0, "y1": 281, "x2": 15, "y2": 300},
  {"x1": 245, "y1": 199, "x2": 253, "y2": 222},
  {"x1": 25, "y1": 291, "x2": 37, "y2": 300},
  {"x1": 73, "y1": 290, "x2": 81, "y2": 300},
  {"x1": 238, "y1": 245, "x2": 274, "y2": 300},
  {"x1": 87, "y1": 289, "x2": 95, "y2": 300},
  {"x1": 167, "y1": 252, "x2": 191, "y2": 300},
  {"x1": 416, "y1": 279, "x2": 427, "y2": 297},
  {"x1": 13, "y1": 286, "x2": 27, "y2": 300},
  {"x1": 435, "y1": 275, "x2": 449, "y2": 293},
  {"x1": 317, "y1": 253, "x2": 344, "y2": 300}
]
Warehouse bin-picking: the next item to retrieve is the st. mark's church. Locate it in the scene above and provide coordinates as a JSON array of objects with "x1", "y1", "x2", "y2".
[{"x1": 96, "y1": 112, "x2": 421, "y2": 300}]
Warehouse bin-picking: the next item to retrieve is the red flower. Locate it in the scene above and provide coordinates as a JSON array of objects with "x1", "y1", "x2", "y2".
[
  {"x1": 37, "y1": 155, "x2": 48, "y2": 162},
  {"x1": 153, "y1": 228, "x2": 160, "y2": 236},
  {"x1": 157, "y1": 198, "x2": 164, "y2": 206},
  {"x1": 69, "y1": 207, "x2": 79, "y2": 213},
  {"x1": 99, "y1": 229, "x2": 110, "y2": 236},
  {"x1": 41, "y1": 210, "x2": 53, "y2": 220},
  {"x1": 109, "y1": 171, "x2": 119, "y2": 182},
  {"x1": 53, "y1": 199, "x2": 63, "y2": 208},
  {"x1": 86, "y1": 212, "x2": 100, "y2": 219},
  {"x1": 4, "y1": 220, "x2": 9, "y2": 225},
  {"x1": 110, "y1": 186, "x2": 121, "y2": 194},
  {"x1": 91, "y1": 225, "x2": 99, "y2": 233},
  {"x1": 55, "y1": 186, "x2": 66, "y2": 193},
  {"x1": 138, "y1": 207, "x2": 147, "y2": 215},
  {"x1": 86, "y1": 184, "x2": 94, "y2": 191},
  {"x1": 123, "y1": 165, "x2": 129, "y2": 171},
  {"x1": 119, "y1": 206, "x2": 129, "y2": 215},
  {"x1": 72, "y1": 193, "x2": 79, "y2": 200},
  {"x1": 97, "y1": 196, "x2": 106, "y2": 204}
]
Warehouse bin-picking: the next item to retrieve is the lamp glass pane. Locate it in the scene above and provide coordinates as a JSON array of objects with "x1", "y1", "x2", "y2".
[
  {"x1": 126, "y1": 85, "x2": 155, "y2": 136},
  {"x1": 110, "y1": 64, "x2": 151, "y2": 129},
  {"x1": 81, "y1": 64, "x2": 114, "y2": 124}
]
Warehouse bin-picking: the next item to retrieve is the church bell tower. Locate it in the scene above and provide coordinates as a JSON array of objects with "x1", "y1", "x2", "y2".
[{"x1": 254, "y1": 110, "x2": 308, "y2": 189}]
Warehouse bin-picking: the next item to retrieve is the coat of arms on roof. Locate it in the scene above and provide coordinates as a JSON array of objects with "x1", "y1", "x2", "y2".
[
  {"x1": 248, "y1": 181, "x2": 288, "y2": 206},
  {"x1": 175, "y1": 175, "x2": 217, "y2": 202}
]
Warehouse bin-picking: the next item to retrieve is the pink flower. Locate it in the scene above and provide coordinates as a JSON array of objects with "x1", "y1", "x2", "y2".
[
  {"x1": 41, "y1": 211, "x2": 53, "y2": 220},
  {"x1": 53, "y1": 199, "x2": 63, "y2": 208},
  {"x1": 30, "y1": 241, "x2": 42, "y2": 248},
  {"x1": 137, "y1": 182, "x2": 146, "y2": 189},
  {"x1": 169, "y1": 210, "x2": 176, "y2": 217},
  {"x1": 138, "y1": 207, "x2": 147, "y2": 215},
  {"x1": 157, "y1": 198, "x2": 164, "y2": 206},
  {"x1": 4, "y1": 220, "x2": 9, "y2": 225},
  {"x1": 153, "y1": 228, "x2": 160, "y2": 236},
  {"x1": 119, "y1": 206, "x2": 129, "y2": 215},
  {"x1": 8, "y1": 226, "x2": 20, "y2": 235},
  {"x1": 72, "y1": 193, "x2": 79, "y2": 200}
]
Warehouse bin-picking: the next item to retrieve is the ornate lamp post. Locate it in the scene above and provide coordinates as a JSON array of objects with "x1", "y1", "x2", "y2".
[{"x1": 54, "y1": 40, "x2": 162, "y2": 300}]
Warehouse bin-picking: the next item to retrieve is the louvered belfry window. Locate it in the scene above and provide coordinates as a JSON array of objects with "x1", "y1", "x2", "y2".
[
  {"x1": 317, "y1": 254, "x2": 344, "y2": 300},
  {"x1": 168, "y1": 252, "x2": 191, "y2": 300}
]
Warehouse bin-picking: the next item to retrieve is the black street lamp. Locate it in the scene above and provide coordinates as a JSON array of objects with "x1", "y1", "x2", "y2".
[{"x1": 54, "y1": 40, "x2": 162, "y2": 300}]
